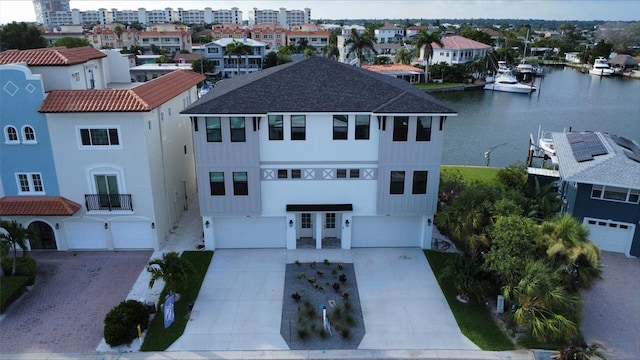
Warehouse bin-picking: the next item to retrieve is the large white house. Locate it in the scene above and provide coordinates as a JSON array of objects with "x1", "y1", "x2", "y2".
[
  {"x1": 182, "y1": 56, "x2": 457, "y2": 250},
  {"x1": 429, "y1": 34, "x2": 492, "y2": 65}
]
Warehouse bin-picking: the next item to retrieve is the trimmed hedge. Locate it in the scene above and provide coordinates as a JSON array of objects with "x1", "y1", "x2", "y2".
[
  {"x1": 1, "y1": 256, "x2": 37, "y2": 285},
  {"x1": 104, "y1": 299, "x2": 150, "y2": 346},
  {"x1": 0, "y1": 275, "x2": 30, "y2": 313}
]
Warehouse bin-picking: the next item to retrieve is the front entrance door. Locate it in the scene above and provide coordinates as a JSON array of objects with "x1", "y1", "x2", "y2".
[
  {"x1": 324, "y1": 213, "x2": 337, "y2": 238},
  {"x1": 299, "y1": 213, "x2": 313, "y2": 238},
  {"x1": 27, "y1": 221, "x2": 57, "y2": 250}
]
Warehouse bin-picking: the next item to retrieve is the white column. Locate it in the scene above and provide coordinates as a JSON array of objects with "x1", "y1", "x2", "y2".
[
  {"x1": 341, "y1": 214, "x2": 352, "y2": 249},
  {"x1": 286, "y1": 214, "x2": 296, "y2": 250},
  {"x1": 203, "y1": 216, "x2": 215, "y2": 250},
  {"x1": 315, "y1": 212, "x2": 323, "y2": 249}
]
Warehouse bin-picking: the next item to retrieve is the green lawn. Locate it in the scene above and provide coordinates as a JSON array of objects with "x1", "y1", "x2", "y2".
[
  {"x1": 424, "y1": 250, "x2": 514, "y2": 351},
  {"x1": 414, "y1": 82, "x2": 461, "y2": 89},
  {"x1": 140, "y1": 251, "x2": 213, "y2": 351},
  {"x1": 441, "y1": 165, "x2": 501, "y2": 185},
  {"x1": 0, "y1": 275, "x2": 30, "y2": 313}
]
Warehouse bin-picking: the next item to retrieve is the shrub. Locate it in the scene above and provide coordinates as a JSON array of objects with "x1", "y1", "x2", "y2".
[
  {"x1": 0, "y1": 275, "x2": 29, "y2": 313},
  {"x1": 316, "y1": 269, "x2": 324, "y2": 277},
  {"x1": 339, "y1": 273, "x2": 347, "y2": 283},
  {"x1": 340, "y1": 328, "x2": 350, "y2": 338},
  {"x1": 341, "y1": 290, "x2": 350, "y2": 299},
  {"x1": 297, "y1": 327, "x2": 310, "y2": 340},
  {"x1": 104, "y1": 300, "x2": 149, "y2": 346},
  {"x1": 291, "y1": 292, "x2": 301, "y2": 302},
  {"x1": 332, "y1": 282, "x2": 341, "y2": 291},
  {"x1": 1, "y1": 256, "x2": 37, "y2": 285},
  {"x1": 323, "y1": 259, "x2": 330, "y2": 266}
]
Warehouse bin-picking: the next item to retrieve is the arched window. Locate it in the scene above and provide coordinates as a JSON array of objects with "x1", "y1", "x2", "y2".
[
  {"x1": 22, "y1": 125, "x2": 37, "y2": 143},
  {"x1": 4, "y1": 126, "x2": 19, "y2": 143}
]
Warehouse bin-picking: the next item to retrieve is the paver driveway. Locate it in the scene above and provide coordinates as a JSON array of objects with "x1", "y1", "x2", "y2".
[{"x1": 0, "y1": 251, "x2": 152, "y2": 353}]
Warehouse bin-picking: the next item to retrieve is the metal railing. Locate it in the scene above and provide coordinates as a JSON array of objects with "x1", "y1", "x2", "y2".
[{"x1": 85, "y1": 194, "x2": 133, "y2": 211}]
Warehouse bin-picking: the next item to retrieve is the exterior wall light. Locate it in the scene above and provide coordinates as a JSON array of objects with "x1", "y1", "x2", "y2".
[
  {"x1": 55, "y1": 223, "x2": 59, "y2": 230},
  {"x1": 104, "y1": 222, "x2": 109, "y2": 229},
  {"x1": 427, "y1": 219, "x2": 432, "y2": 226},
  {"x1": 289, "y1": 219, "x2": 294, "y2": 227},
  {"x1": 205, "y1": 220, "x2": 210, "y2": 228},
  {"x1": 345, "y1": 219, "x2": 350, "y2": 227},
  {"x1": 151, "y1": 222, "x2": 155, "y2": 229}
]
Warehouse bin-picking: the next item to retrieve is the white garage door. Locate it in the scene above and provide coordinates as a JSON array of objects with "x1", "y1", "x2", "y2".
[
  {"x1": 213, "y1": 217, "x2": 286, "y2": 248},
  {"x1": 352, "y1": 216, "x2": 422, "y2": 247},
  {"x1": 111, "y1": 221, "x2": 154, "y2": 249},
  {"x1": 65, "y1": 221, "x2": 108, "y2": 250},
  {"x1": 584, "y1": 217, "x2": 635, "y2": 255}
]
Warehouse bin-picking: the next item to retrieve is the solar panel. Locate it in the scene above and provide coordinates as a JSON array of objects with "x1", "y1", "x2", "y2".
[
  {"x1": 573, "y1": 149, "x2": 594, "y2": 162},
  {"x1": 583, "y1": 133, "x2": 608, "y2": 156},
  {"x1": 624, "y1": 149, "x2": 640, "y2": 164},
  {"x1": 612, "y1": 134, "x2": 640, "y2": 153},
  {"x1": 567, "y1": 133, "x2": 583, "y2": 144},
  {"x1": 568, "y1": 132, "x2": 609, "y2": 162}
]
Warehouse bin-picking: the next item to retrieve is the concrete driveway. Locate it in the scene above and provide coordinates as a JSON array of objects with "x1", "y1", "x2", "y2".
[
  {"x1": 168, "y1": 248, "x2": 477, "y2": 351},
  {"x1": 581, "y1": 251, "x2": 640, "y2": 359}
]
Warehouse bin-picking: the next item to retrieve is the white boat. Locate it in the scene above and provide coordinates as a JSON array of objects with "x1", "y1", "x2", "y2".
[
  {"x1": 538, "y1": 131, "x2": 556, "y2": 155},
  {"x1": 589, "y1": 57, "x2": 615, "y2": 76},
  {"x1": 485, "y1": 61, "x2": 513, "y2": 83},
  {"x1": 484, "y1": 63, "x2": 536, "y2": 94}
]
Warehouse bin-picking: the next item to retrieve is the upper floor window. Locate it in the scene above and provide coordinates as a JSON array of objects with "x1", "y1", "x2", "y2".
[
  {"x1": 336, "y1": 169, "x2": 347, "y2": 178},
  {"x1": 230, "y1": 117, "x2": 245, "y2": 142},
  {"x1": 333, "y1": 115, "x2": 348, "y2": 140},
  {"x1": 412, "y1": 171, "x2": 428, "y2": 194},
  {"x1": 393, "y1": 117, "x2": 408, "y2": 141},
  {"x1": 278, "y1": 169, "x2": 288, "y2": 179},
  {"x1": 4, "y1": 126, "x2": 18, "y2": 144},
  {"x1": 591, "y1": 185, "x2": 639, "y2": 204},
  {"x1": 22, "y1": 125, "x2": 37, "y2": 144},
  {"x1": 292, "y1": 169, "x2": 301, "y2": 179},
  {"x1": 79, "y1": 127, "x2": 120, "y2": 147},
  {"x1": 291, "y1": 115, "x2": 306, "y2": 140},
  {"x1": 233, "y1": 171, "x2": 248, "y2": 195},
  {"x1": 355, "y1": 115, "x2": 370, "y2": 140},
  {"x1": 349, "y1": 169, "x2": 360, "y2": 178},
  {"x1": 206, "y1": 117, "x2": 222, "y2": 142},
  {"x1": 390, "y1": 171, "x2": 405, "y2": 194},
  {"x1": 416, "y1": 116, "x2": 432, "y2": 141},
  {"x1": 268, "y1": 115, "x2": 283, "y2": 140},
  {"x1": 16, "y1": 173, "x2": 44, "y2": 194},
  {"x1": 209, "y1": 172, "x2": 225, "y2": 196}
]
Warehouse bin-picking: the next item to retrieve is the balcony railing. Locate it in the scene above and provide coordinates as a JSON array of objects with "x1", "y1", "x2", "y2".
[{"x1": 85, "y1": 194, "x2": 133, "y2": 211}]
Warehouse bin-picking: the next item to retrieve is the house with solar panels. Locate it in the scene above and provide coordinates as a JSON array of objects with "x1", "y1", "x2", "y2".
[
  {"x1": 181, "y1": 56, "x2": 457, "y2": 250},
  {"x1": 0, "y1": 46, "x2": 205, "y2": 251},
  {"x1": 550, "y1": 131, "x2": 640, "y2": 257}
]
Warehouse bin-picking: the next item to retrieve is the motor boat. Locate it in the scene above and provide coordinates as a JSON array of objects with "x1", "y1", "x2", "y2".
[
  {"x1": 484, "y1": 63, "x2": 536, "y2": 94},
  {"x1": 538, "y1": 131, "x2": 556, "y2": 156},
  {"x1": 589, "y1": 57, "x2": 615, "y2": 76}
]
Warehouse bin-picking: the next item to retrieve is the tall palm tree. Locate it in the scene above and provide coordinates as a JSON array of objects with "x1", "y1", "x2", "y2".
[
  {"x1": 323, "y1": 43, "x2": 340, "y2": 60},
  {"x1": 345, "y1": 28, "x2": 377, "y2": 67},
  {"x1": 0, "y1": 220, "x2": 35, "y2": 276},
  {"x1": 224, "y1": 40, "x2": 253, "y2": 76},
  {"x1": 413, "y1": 30, "x2": 443, "y2": 80},
  {"x1": 394, "y1": 47, "x2": 413, "y2": 65}
]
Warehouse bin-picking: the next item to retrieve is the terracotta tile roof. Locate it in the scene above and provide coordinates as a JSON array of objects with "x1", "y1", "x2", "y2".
[
  {"x1": 0, "y1": 196, "x2": 81, "y2": 216},
  {"x1": 0, "y1": 46, "x2": 106, "y2": 66},
  {"x1": 433, "y1": 35, "x2": 492, "y2": 50},
  {"x1": 39, "y1": 70, "x2": 205, "y2": 113}
]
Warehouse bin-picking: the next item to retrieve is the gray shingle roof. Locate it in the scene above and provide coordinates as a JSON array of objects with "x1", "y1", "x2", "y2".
[
  {"x1": 552, "y1": 131, "x2": 640, "y2": 189},
  {"x1": 181, "y1": 56, "x2": 456, "y2": 115}
]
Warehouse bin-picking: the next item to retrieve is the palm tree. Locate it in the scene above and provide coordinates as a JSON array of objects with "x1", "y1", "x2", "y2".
[
  {"x1": 224, "y1": 40, "x2": 252, "y2": 76},
  {"x1": 345, "y1": 28, "x2": 377, "y2": 67},
  {"x1": 0, "y1": 220, "x2": 35, "y2": 276},
  {"x1": 146, "y1": 251, "x2": 194, "y2": 294},
  {"x1": 394, "y1": 47, "x2": 413, "y2": 65},
  {"x1": 413, "y1": 30, "x2": 443, "y2": 81},
  {"x1": 322, "y1": 43, "x2": 340, "y2": 60}
]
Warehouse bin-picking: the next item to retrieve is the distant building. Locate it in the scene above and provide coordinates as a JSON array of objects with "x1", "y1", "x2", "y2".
[
  {"x1": 429, "y1": 34, "x2": 491, "y2": 65},
  {"x1": 249, "y1": 7, "x2": 311, "y2": 28},
  {"x1": 362, "y1": 64, "x2": 426, "y2": 84},
  {"x1": 33, "y1": 0, "x2": 70, "y2": 26},
  {"x1": 374, "y1": 22, "x2": 404, "y2": 43}
]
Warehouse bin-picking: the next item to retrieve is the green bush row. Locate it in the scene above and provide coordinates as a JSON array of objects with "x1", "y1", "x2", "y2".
[
  {"x1": 1, "y1": 256, "x2": 37, "y2": 285},
  {"x1": 0, "y1": 275, "x2": 30, "y2": 314},
  {"x1": 103, "y1": 299, "x2": 150, "y2": 347}
]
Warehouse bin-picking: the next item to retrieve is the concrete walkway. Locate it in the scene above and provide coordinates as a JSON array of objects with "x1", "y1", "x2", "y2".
[{"x1": 169, "y1": 247, "x2": 478, "y2": 351}]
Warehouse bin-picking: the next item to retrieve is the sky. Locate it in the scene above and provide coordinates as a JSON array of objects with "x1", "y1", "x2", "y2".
[{"x1": 1, "y1": 0, "x2": 639, "y2": 25}]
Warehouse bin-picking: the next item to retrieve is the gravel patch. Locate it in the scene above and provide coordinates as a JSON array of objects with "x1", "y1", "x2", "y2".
[{"x1": 280, "y1": 261, "x2": 364, "y2": 350}]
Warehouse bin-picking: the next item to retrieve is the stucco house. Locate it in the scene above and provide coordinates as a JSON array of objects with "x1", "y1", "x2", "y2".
[
  {"x1": 429, "y1": 34, "x2": 492, "y2": 65},
  {"x1": 0, "y1": 46, "x2": 205, "y2": 251},
  {"x1": 202, "y1": 37, "x2": 266, "y2": 78},
  {"x1": 551, "y1": 131, "x2": 640, "y2": 257},
  {"x1": 181, "y1": 56, "x2": 457, "y2": 250}
]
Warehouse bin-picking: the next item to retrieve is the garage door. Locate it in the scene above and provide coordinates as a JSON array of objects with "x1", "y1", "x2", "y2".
[
  {"x1": 351, "y1": 216, "x2": 422, "y2": 247},
  {"x1": 584, "y1": 217, "x2": 635, "y2": 255},
  {"x1": 111, "y1": 221, "x2": 154, "y2": 249},
  {"x1": 213, "y1": 217, "x2": 286, "y2": 248},
  {"x1": 65, "y1": 221, "x2": 108, "y2": 250}
]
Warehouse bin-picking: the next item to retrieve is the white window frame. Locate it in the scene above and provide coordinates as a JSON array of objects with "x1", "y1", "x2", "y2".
[
  {"x1": 15, "y1": 173, "x2": 45, "y2": 195},
  {"x1": 77, "y1": 126, "x2": 122, "y2": 150},
  {"x1": 591, "y1": 184, "x2": 640, "y2": 204},
  {"x1": 4, "y1": 125, "x2": 19, "y2": 144},
  {"x1": 22, "y1": 125, "x2": 37, "y2": 144}
]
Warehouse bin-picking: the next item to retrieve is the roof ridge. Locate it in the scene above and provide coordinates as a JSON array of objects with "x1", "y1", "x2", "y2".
[{"x1": 126, "y1": 88, "x2": 152, "y2": 111}]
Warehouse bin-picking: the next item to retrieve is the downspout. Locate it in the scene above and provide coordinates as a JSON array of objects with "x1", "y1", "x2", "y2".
[{"x1": 157, "y1": 108, "x2": 172, "y2": 248}]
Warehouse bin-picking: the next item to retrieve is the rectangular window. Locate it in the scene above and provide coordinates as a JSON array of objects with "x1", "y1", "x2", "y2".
[
  {"x1": 301, "y1": 213, "x2": 311, "y2": 228},
  {"x1": 16, "y1": 173, "x2": 44, "y2": 194},
  {"x1": 416, "y1": 116, "x2": 432, "y2": 141},
  {"x1": 233, "y1": 171, "x2": 248, "y2": 195},
  {"x1": 393, "y1": 117, "x2": 408, "y2": 141},
  {"x1": 291, "y1": 115, "x2": 306, "y2": 140},
  {"x1": 591, "y1": 184, "x2": 640, "y2": 204},
  {"x1": 206, "y1": 117, "x2": 222, "y2": 142},
  {"x1": 336, "y1": 169, "x2": 347, "y2": 178},
  {"x1": 333, "y1": 115, "x2": 348, "y2": 140},
  {"x1": 291, "y1": 169, "x2": 301, "y2": 179},
  {"x1": 355, "y1": 115, "x2": 370, "y2": 140},
  {"x1": 80, "y1": 128, "x2": 120, "y2": 146},
  {"x1": 349, "y1": 169, "x2": 360, "y2": 178},
  {"x1": 325, "y1": 213, "x2": 335, "y2": 229},
  {"x1": 230, "y1": 117, "x2": 245, "y2": 142},
  {"x1": 268, "y1": 115, "x2": 283, "y2": 140},
  {"x1": 95, "y1": 174, "x2": 120, "y2": 208},
  {"x1": 390, "y1": 171, "x2": 405, "y2": 194},
  {"x1": 412, "y1": 171, "x2": 428, "y2": 194},
  {"x1": 209, "y1": 172, "x2": 225, "y2": 196},
  {"x1": 278, "y1": 169, "x2": 288, "y2": 179}
]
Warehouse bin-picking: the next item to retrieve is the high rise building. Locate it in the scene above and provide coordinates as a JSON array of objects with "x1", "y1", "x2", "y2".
[{"x1": 33, "y1": 0, "x2": 70, "y2": 25}]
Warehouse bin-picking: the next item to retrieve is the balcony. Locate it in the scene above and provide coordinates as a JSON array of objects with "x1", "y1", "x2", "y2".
[{"x1": 85, "y1": 194, "x2": 133, "y2": 211}]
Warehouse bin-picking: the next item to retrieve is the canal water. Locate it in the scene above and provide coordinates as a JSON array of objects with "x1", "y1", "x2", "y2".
[{"x1": 432, "y1": 66, "x2": 640, "y2": 168}]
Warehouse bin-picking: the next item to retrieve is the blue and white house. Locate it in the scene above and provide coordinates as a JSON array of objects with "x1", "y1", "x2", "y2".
[
  {"x1": 182, "y1": 56, "x2": 457, "y2": 250},
  {"x1": 202, "y1": 37, "x2": 267, "y2": 79},
  {"x1": 551, "y1": 131, "x2": 640, "y2": 257}
]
